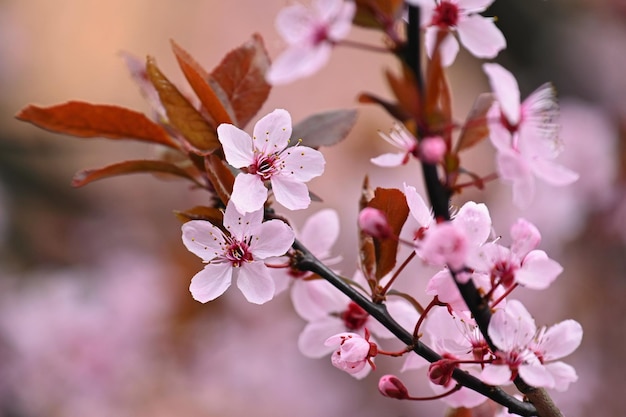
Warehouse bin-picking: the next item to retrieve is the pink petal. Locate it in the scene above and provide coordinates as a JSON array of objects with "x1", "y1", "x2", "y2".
[
  {"x1": 453, "y1": 201, "x2": 492, "y2": 247},
  {"x1": 430, "y1": 382, "x2": 488, "y2": 408},
  {"x1": 275, "y1": 4, "x2": 315, "y2": 44},
  {"x1": 250, "y1": 219, "x2": 295, "y2": 259},
  {"x1": 538, "y1": 320, "x2": 583, "y2": 361},
  {"x1": 370, "y1": 152, "x2": 408, "y2": 167},
  {"x1": 266, "y1": 43, "x2": 332, "y2": 85},
  {"x1": 182, "y1": 221, "x2": 224, "y2": 261},
  {"x1": 300, "y1": 209, "x2": 340, "y2": 259},
  {"x1": 252, "y1": 109, "x2": 292, "y2": 152},
  {"x1": 483, "y1": 63, "x2": 521, "y2": 125},
  {"x1": 324, "y1": 0, "x2": 356, "y2": 40},
  {"x1": 403, "y1": 183, "x2": 433, "y2": 227},
  {"x1": 401, "y1": 351, "x2": 429, "y2": 372},
  {"x1": 291, "y1": 279, "x2": 348, "y2": 321},
  {"x1": 519, "y1": 364, "x2": 554, "y2": 388},
  {"x1": 510, "y1": 218, "x2": 541, "y2": 259},
  {"x1": 459, "y1": 0, "x2": 495, "y2": 10},
  {"x1": 281, "y1": 146, "x2": 325, "y2": 181},
  {"x1": 223, "y1": 200, "x2": 263, "y2": 239},
  {"x1": 457, "y1": 14, "x2": 506, "y2": 59},
  {"x1": 516, "y1": 251, "x2": 562, "y2": 290},
  {"x1": 487, "y1": 104, "x2": 513, "y2": 152},
  {"x1": 189, "y1": 263, "x2": 232, "y2": 303},
  {"x1": 530, "y1": 158, "x2": 579, "y2": 186},
  {"x1": 480, "y1": 364, "x2": 513, "y2": 386},
  {"x1": 496, "y1": 150, "x2": 535, "y2": 208},
  {"x1": 544, "y1": 362, "x2": 578, "y2": 392},
  {"x1": 271, "y1": 176, "x2": 311, "y2": 210},
  {"x1": 237, "y1": 261, "x2": 275, "y2": 304},
  {"x1": 230, "y1": 173, "x2": 267, "y2": 214},
  {"x1": 217, "y1": 123, "x2": 254, "y2": 168},
  {"x1": 298, "y1": 318, "x2": 345, "y2": 358},
  {"x1": 426, "y1": 28, "x2": 460, "y2": 67}
]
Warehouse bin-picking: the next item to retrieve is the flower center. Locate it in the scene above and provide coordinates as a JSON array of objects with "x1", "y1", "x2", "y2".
[
  {"x1": 492, "y1": 260, "x2": 517, "y2": 288},
  {"x1": 249, "y1": 153, "x2": 281, "y2": 180},
  {"x1": 224, "y1": 239, "x2": 253, "y2": 267},
  {"x1": 341, "y1": 302, "x2": 369, "y2": 331},
  {"x1": 432, "y1": 1, "x2": 460, "y2": 28}
]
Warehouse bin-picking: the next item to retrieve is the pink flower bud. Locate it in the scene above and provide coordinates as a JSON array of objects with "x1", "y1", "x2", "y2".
[
  {"x1": 428, "y1": 354, "x2": 458, "y2": 387},
  {"x1": 358, "y1": 207, "x2": 393, "y2": 239},
  {"x1": 378, "y1": 374, "x2": 409, "y2": 399},
  {"x1": 419, "y1": 136, "x2": 447, "y2": 164},
  {"x1": 325, "y1": 332, "x2": 374, "y2": 376}
]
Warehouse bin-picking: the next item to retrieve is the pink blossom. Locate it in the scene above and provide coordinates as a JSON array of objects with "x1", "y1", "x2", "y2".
[
  {"x1": 420, "y1": 221, "x2": 469, "y2": 271},
  {"x1": 482, "y1": 300, "x2": 582, "y2": 390},
  {"x1": 483, "y1": 63, "x2": 579, "y2": 208},
  {"x1": 325, "y1": 332, "x2": 375, "y2": 378},
  {"x1": 266, "y1": 0, "x2": 356, "y2": 85},
  {"x1": 218, "y1": 109, "x2": 325, "y2": 213},
  {"x1": 358, "y1": 207, "x2": 393, "y2": 238},
  {"x1": 407, "y1": 0, "x2": 506, "y2": 66},
  {"x1": 419, "y1": 135, "x2": 447, "y2": 164},
  {"x1": 370, "y1": 124, "x2": 418, "y2": 167},
  {"x1": 181, "y1": 201, "x2": 295, "y2": 304}
]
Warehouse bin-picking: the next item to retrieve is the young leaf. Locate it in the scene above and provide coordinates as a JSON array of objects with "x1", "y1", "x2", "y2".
[
  {"x1": 170, "y1": 40, "x2": 234, "y2": 126},
  {"x1": 290, "y1": 109, "x2": 358, "y2": 148},
  {"x1": 386, "y1": 64, "x2": 420, "y2": 121},
  {"x1": 210, "y1": 33, "x2": 271, "y2": 128},
  {"x1": 424, "y1": 31, "x2": 452, "y2": 138},
  {"x1": 72, "y1": 159, "x2": 202, "y2": 187},
  {"x1": 368, "y1": 187, "x2": 409, "y2": 280},
  {"x1": 174, "y1": 206, "x2": 224, "y2": 226},
  {"x1": 353, "y1": 0, "x2": 405, "y2": 30},
  {"x1": 455, "y1": 93, "x2": 494, "y2": 152},
  {"x1": 16, "y1": 102, "x2": 179, "y2": 148},
  {"x1": 204, "y1": 154, "x2": 235, "y2": 206},
  {"x1": 359, "y1": 176, "x2": 377, "y2": 282},
  {"x1": 146, "y1": 56, "x2": 220, "y2": 154}
]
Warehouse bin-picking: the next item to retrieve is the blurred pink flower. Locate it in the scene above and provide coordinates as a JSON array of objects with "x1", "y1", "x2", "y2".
[
  {"x1": 371, "y1": 124, "x2": 418, "y2": 167},
  {"x1": 266, "y1": 0, "x2": 356, "y2": 85},
  {"x1": 218, "y1": 109, "x2": 325, "y2": 213},
  {"x1": 407, "y1": 0, "x2": 506, "y2": 66},
  {"x1": 182, "y1": 201, "x2": 295, "y2": 304},
  {"x1": 483, "y1": 63, "x2": 579, "y2": 208}
]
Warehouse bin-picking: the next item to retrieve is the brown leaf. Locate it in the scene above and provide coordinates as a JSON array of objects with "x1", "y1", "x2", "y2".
[
  {"x1": 205, "y1": 154, "x2": 235, "y2": 206},
  {"x1": 354, "y1": 0, "x2": 405, "y2": 29},
  {"x1": 290, "y1": 109, "x2": 358, "y2": 149},
  {"x1": 210, "y1": 33, "x2": 271, "y2": 128},
  {"x1": 357, "y1": 93, "x2": 409, "y2": 122},
  {"x1": 368, "y1": 187, "x2": 409, "y2": 280},
  {"x1": 170, "y1": 40, "x2": 234, "y2": 126},
  {"x1": 174, "y1": 206, "x2": 224, "y2": 226},
  {"x1": 424, "y1": 30, "x2": 452, "y2": 138},
  {"x1": 456, "y1": 93, "x2": 494, "y2": 152},
  {"x1": 72, "y1": 159, "x2": 202, "y2": 187},
  {"x1": 386, "y1": 64, "x2": 421, "y2": 120},
  {"x1": 359, "y1": 176, "x2": 377, "y2": 281},
  {"x1": 16, "y1": 102, "x2": 179, "y2": 148},
  {"x1": 146, "y1": 56, "x2": 220, "y2": 153}
]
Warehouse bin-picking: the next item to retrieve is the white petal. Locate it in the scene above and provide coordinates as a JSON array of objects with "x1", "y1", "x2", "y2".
[
  {"x1": 223, "y1": 200, "x2": 263, "y2": 239},
  {"x1": 230, "y1": 173, "x2": 267, "y2": 214},
  {"x1": 237, "y1": 261, "x2": 275, "y2": 304},
  {"x1": 300, "y1": 209, "x2": 340, "y2": 258},
  {"x1": 275, "y1": 4, "x2": 316, "y2": 44},
  {"x1": 250, "y1": 219, "x2": 295, "y2": 259},
  {"x1": 291, "y1": 279, "x2": 348, "y2": 321},
  {"x1": 516, "y1": 251, "x2": 562, "y2": 290},
  {"x1": 519, "y1": 364, "x2": 554, "y2": 388},
  {"x1": 281, "y1": 146, "x2": 325, "y2": 182},
  {"x1": 189, "y1": 263, "x2": 232, "y2": 303},
  {"x1": 298, "y1": 319, "x2": 345, "y2": 358},
  {"x1": 370, "y1": 152, "x2": 408, "y2": 167},
  {"x1": 544, "y1": 362, "x2": 578, "y2": 392},
  {"x1": 325, "y1": 0, "x2": 356, "y2": 40},
  {"x1": 457, "y1": 15, "x2": 506, "y2": 59},
  {"x1": 253, "y1": 109, "x2": 292, "y2": 152},
  {"x1": 483, "y1": 63, "x2": 521, "y2": 125},
  {"x1": 266, "y1": 44, "x2": 332, "y2": 85},
  {"x1": 181, "y1": 221, "x2": 224, "y2": 261},
  {"x1": 496, "y1": 150, "x2": 535, "y2": 208},
  {"x1": 217, "y1": 124, "x2": 254, "y2": 168},
  {"x1": 403, "y1": 183, "x2": 433, "y2": 227},
  {"x1": 459, "y1": 0, "x2": 495, "y2": 11},
  {"x1": 538, "y1": 320, "x2": 583, "y2": 361},
  {"x1": 454, "y1": 201, "x2": 492, "y2": 247},
  {"x1": 480, "y1": 364, "x2": 513, "y2": 386},
  {"x1": 271, "y1": 177, "x2": 311, "y2": 210}
]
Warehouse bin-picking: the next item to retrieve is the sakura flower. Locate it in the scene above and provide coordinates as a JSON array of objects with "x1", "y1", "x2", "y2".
[
  {"x1": 483, "y1": 63, "x2": 579, "y2": 208},
  {"x1": 266, "y1": 0, "x2": 356, "y2": 85},
  {"x1": 406, "y1": 0, "x2": 506, "y2": 66},
  {"x1": 371, "y1": 124, "x2": 418, "y2": 167},
  {"x1": 325, "y1": 332, "x2": 376, "y2": 379},
  {"x1": 217, "y1": 109, "x2": 325, "y2": 213},
  {"x1": 481, "y1": 300, "x2": 582, "y2": 390},
  {"x1": 181, "y1": 201, "x2": 295, "y2": 304}
]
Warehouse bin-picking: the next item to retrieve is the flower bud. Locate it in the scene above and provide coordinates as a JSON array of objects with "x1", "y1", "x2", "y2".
[
  {"x1": 419, "y1": 136, "x2": 447, "y2": 164},
  {"x1": 378, "y1": 374, "x2": 409, "y2": 399},
  {"x1": 358, "y1": 207, "x2": 393, "y2": 239},
  {"x1": 428, "y1": 354, "x2": 458, "y2": 387}
]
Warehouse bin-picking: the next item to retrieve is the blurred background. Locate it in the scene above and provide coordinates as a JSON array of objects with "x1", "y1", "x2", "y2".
[{"x1": 1, "y1": 1, "x2": 625, "y2": 416}]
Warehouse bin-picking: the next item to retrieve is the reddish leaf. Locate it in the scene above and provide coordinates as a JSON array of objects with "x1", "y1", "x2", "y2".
[
  {"x1": 170, "y1": 40, "x2": 234, "y2": 127},
  {"x1": 16, "y1": 102, "x2": 179, "y2": 148},
  {"x1": 368, "y1": 187, "x2": 409, "y2": 280},
  {"x1": 290, "y1": 109, "x2": 358, "y2": 149},
  {"x1": 386, "y1": 65, "x2": 420, "y2": 120},
  {"x1": 424, "y1": 30, "x2": 452, "y2": 139},
  {"x1": 205, "y1": 154, "x2": 235, "y2": 206},
  {"x1": 72, "y1": 159, "x2": 201, "y2": 187},
  {"x1": 210, "y1": 33, "x2": 271, "y2": 128},
  {"x1": 359, "y1": 176, "x2": 377, "y2": 282},
  {"x1": 174, "y1": 206, "x2": 223, "y2": 226},
  {"x1": 358, "y1": 92, "x2": 409, "y2": 122},
  {"x1": 354, "y1": 0, "x2": 405, "y2": 29},
  {"x1": 146, "y1": 56, "x2": 220, "y2": 153},
  {"x1": 456, "y1": 93, "x2": 494, "y2": 152}
]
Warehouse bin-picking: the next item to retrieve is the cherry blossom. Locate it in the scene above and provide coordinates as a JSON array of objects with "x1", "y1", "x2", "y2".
[
  {"x1": 217, "y1": 109, "x2": 325, "y2": 214},
  {"x1": 406, "y1": 0, "x2": 506, "y2": 66},
  {"x1": 483, "y1": 63, "x2": 579, "y2": 208},
  {"x1": 325, "y1": 332, "x2": 376, "y2": 378},
  {"x1": 181, "y1": 201, "x2": 295, "y2": 304},
  {"x1": 481, "y1": 300, "x2": 582, "y2": 390},
  {"x1": 266, "y1": 0, "x2": 356, "y2": 85},
  {"x1": 371, "y1": 124, "x2": 418, "y2": 167}
]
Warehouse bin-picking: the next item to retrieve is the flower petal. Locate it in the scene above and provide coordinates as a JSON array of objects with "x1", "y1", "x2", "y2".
[
  {"x1": 403, "y1": 183, "x2": 433, "y2": 227},
  {"x1": 453, "y1": 201, "x2": 492, "y2": 247},
  {"x1": 271, "y1": 176, "x2": 311, "y2": 210},
  {"x1": 370, "y1": 152, "x2": 408, "y2": 167},
  {"x1": 531, "y1": 158, "x2": 579, "y2": 186},
  {"x1": 275, "y1": 3, "x2": 315, "y2": 44},
  {"x1": 237, "y1": 261, "x2": 275, "y2": 304},
  {"x1": 483, "y1": 63, "x2": 520, "y2": 125},
  {"x1": 457, "y1": 14, "x2": 506, "y2": 59},
  {"x1": 250, "y1": 219, "x2": 295, "y2": 259},
  {"x1": 253, "y1": 108, "x2": 292, "y2": 152},
  {"x1": 217, "y1": 123, "x2": 254, "y2": 168},
  {"x1": 519, "y1": 363, "x2": 554, "y2": 388},
  {"x1": 544, "y1": 362, "x2": 578, "y2": 392},
  {"x1": 480, "y1": 364, "x2": 513, "y2": 386},
  {"x1": 298, "y1": 318, "x2": 345, "y2": 358},
  {"x1": 189, "y1": 263, "x2": 232, "y2": 303},
  {"x1": 538, "y1": 319, "x2": 583, "y2": 361},
  {"x1": 230, "y1": 173, "x2": 267, "y2": 214},
  {"x1": 300, "y1": 209, "x2": 340, "y2": 259},
  {"x1": 291, "y1": 279, "x2": 348, "y2": 321},
  {"x1": 182, "y1": 220, "x2": 224, "y2": 261},
  {"x1": 426, "y1": 29, "x2": 460, "y2": 67},
  {"x1": 223, "y1": 200, "x2": 263, "y2": 239},
  {"x1": 516, "y1": 250, "x2": 562, "y2": 290},
  {"x1": 266, "y1": 43, "x2": 332, "y2": 85},
  {"x1": 281, "y1": 146, "x2": 325, "y2": 182}
]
